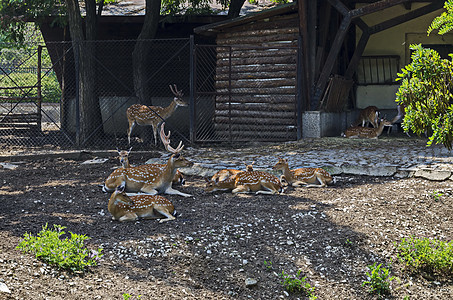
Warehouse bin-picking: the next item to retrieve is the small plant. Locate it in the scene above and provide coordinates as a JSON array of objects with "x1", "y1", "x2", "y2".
[
  {"x1": 123, "y1": 293, "x2": 142, "y2": 300},
  {"x1": 264, "y1": 260, "x2": 273, "y2": 271},
  {"x1": 281, "y1": 270, "x2": 317, "y2": 299},
  {"x1": 362, "y1": 262, "x2": 395, "y2": 296},
  {"x1": 430, "y1": 190, "x2": 444, "y2": 202},
  {"x1": 395, "y1": 236, "x2": 453, "y2": 276},
  {"x1": 345, "y1": 238, "x2": 353, "y2": 246},
  {"x1": 17, "y1": 224, "x2": 103, "y2": 273}
]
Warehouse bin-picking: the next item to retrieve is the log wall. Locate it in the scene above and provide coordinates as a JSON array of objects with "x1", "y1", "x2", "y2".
[{"x1": 214, "y1": 13, "x2": 299, "y2": 141}]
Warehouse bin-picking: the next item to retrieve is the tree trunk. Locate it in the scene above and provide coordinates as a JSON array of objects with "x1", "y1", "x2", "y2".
[
  {"x1": 132, "y1": 0, "x2": 161, "y2": 104},
  {"x1": 228, "y1": 0, "x2": 246, "y2": 18},
  {"x1": 65, "y1": 0, "x2": 102, "y2": 145}
]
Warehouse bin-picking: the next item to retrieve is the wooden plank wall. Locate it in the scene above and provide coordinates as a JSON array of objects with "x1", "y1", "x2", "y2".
[{"x1": 214, "y1": 13, "x2": 299, "y2": 141}]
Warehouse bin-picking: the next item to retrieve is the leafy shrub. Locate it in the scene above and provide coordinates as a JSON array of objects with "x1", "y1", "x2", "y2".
[
  {"x1": 362, "y1": 262, "x2": 395, "y2": 296},
  {"x1": 281, "y1": 270, "x2": 317, "y2": 299},
  {"x1": 395, "y1": 236, "x2": 453, "y2": 276},
  {"x1": 17, "y1": 224, "x2": 103, "y2": 273}
]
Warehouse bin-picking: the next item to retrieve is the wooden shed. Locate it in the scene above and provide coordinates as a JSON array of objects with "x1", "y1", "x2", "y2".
[{"x1": 195, "y1": 0, "x2": 450, "y2": 139}]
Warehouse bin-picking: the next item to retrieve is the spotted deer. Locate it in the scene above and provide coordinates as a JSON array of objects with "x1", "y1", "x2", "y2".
[
  {"x1": 205, "y1": 170, "x2": 284, "y2": 195},
  {"x1": 127, "y1": 84, "x2": 187, "y2": 145},
  {"x1": 342, "y1": 118, "x2": 393, "y2": 139},
  {"x1": 210, "y1": 161, "x2": 255, "y2": 182},
  {"x1": 273, "y1": 157, "x2": 333, "y2": 188},
  {"x1": 103, "y1": 123, "x2": 193, "y2": 197},
  {"x1": 355, "y1": 106, "x2": 380, "y2": 128},
  {"x1": 108, "y1": 184, "x2": 176, "y2": 223},
  {"x1": 116, "y1": 147, "x2": 185, "y2": 185}
]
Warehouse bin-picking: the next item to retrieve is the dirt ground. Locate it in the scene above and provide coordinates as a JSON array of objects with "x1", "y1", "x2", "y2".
[{"x1": 0, "y1": 152, "x2": 452, "y2": 300}]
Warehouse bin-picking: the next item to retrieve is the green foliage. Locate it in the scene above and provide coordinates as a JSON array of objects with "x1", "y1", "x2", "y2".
[
  {"x1": 428, "y1": 0, "x2": 453, "y2": 35},
  {"x1": 430, "y1": 190, "x2": 444, "y2": 201},
  {"x1": 123, "y1": 293, "x2": 142, "y2": 300},
  {"x1": 395, "y1": 236, "x2": 453, "y2": 276},
  {"x1": 263, "y1": 260, "x2": 273, "y2": 270},
  {"x1": 281, "y1": 270, "x2": 317, "y2": 299},
  {"x1": 0, "y1": 72, "x2": 61, "y2": 103},
  {"x1": 362, "y1": 262, "x2": 395, "y2": 296},
  {"x1": 16, "y1": 224, "x2": 103, "y2": 273},
  {"x1": 395, "y1": 44, "x2": 453, "y2": 150}
]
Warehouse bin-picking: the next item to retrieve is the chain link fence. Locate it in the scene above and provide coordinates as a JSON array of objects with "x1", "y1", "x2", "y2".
[{"x1": 1, "y1": 38, "x2": 300, "y2": 153}]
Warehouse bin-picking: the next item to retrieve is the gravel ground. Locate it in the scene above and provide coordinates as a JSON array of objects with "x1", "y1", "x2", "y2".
[{"x1": 0, "y1": 152, "x2": 452, "y2": 300}]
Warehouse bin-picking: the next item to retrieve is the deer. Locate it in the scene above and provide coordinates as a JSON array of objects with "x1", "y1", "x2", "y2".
[
  {"x1": 103, "y1": 123, "x2": 193, "y2": 197},
  {"x1": 116, "y1": 147, "x2": 185, "y2": 185},
  {"x1": 272, "y1": 157, "x2": 333, "y2": 188},
  {"x1": 205, "y1": 169, "x2": 285, "y2": 195},
  {"x1": 342, "y1": 117, "x2": 393, "y2": 139},
  {"x1": 354, "y1": 106, "x2": 380, "y2": 128},
  {"x1": 127, "y1": 84, "x2": 188, "y2": 145},
  {"x1": 210, "y1": 161, "x2": 255, "y2": 182},
  {"x1": 108, "y1": 184, "x2": 176, "y2": 223}
]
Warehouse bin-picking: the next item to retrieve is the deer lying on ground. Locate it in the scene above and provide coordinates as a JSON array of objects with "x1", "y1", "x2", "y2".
[
  {"x1": 272, "y1": 157, "x2": 333, "y2": 188},
  {"x1": 355, "y1": 106, "x2": 380, "y2": 128},
  {"x1": 210, "y1": 161, "x2": 255, "y2": 182},
  {"x1": 342, "y1": 118, "x2": 392, "y2": 139},
  {"x1": 127, "y1": 84, "x2": 187, "y2": 145},
  {"x1": 116, "y1": 147, "x2": 185, "y2": 185},
  {"x1": 103, "y1": 123, "x2": 193, "y2": 197},
  {"x1": 108, "y1": 184, "x2": 176, "y2": 223},
  {"x1": 205, "y1": 169, "x2": 284, "y2": 195}
]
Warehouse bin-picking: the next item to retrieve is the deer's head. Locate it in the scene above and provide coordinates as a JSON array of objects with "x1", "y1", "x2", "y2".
[
  {"x1": 272, "y1": 157, "x2": 288, "y2": 171},
  {"x1": 169, "y1": 84, "x2": 188, "y2": 107}
]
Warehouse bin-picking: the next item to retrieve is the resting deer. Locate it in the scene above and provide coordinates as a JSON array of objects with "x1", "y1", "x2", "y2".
[
  {"x1": 210, "y1": 161, "x2": 255, "y2": 182},
  {"x1": 205, "y1": 170, "x2": 284, "y2": 195},
  {"x1": 108, "y1": 184, "x2": 176, "y2": 223},
  {"x1": 355, "y1": 106, "x2": 380, "y2": 128},
  {"x1": 116, "y1": 147, "x2": 185, "y2": 185},
  {"x1": 342, "y1": 118, "x2": 392, "y2": 139},
  {"x1": 127, "y1": 84, "x2": 188, "y2": 145},
  {"x1": 273, "y1": 157, "x2": 333, "y2": 188},
  {"x1": 103, "y1": 123, "x2": 193, "y2": 197}
]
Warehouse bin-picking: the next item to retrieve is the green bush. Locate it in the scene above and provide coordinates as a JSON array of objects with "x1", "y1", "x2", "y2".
[
  {"x1": 1, "y1": 71, "x2": 61, "y2": 103},
  {"x1": 362, "y1": 262, "x2": 395, "y2": 296},
  {"x1": 281, "y1": 270, "x2": 317, "y2": 299},
  {"x1": 395, "y1": 236, "x2": 453, "y2": 277},
  {"x1": 17, "y1": 224, "x2": 103, "y2": 273}
]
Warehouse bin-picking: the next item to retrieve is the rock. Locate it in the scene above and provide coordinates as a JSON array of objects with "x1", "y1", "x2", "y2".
[
  {"x1": 414, "y1": 169, "x2": 451, "y2": 181},
  {"x1": 245, "y1": 278, "x2": 258, "y2": 288},
  {"x1": 0, "y1": 282, "x2": 11, "y2": 294},
  {"x1": 340, "y1": 165, "x2": 396, "y2": 177}
]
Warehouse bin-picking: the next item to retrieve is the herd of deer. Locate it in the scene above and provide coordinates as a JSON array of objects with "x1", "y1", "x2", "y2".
[
  {"x1": 103, "y1": 85, "x2": 406, "y2": 222},
  {"x1": 102, "y1": 123, "x2": 334, "y2": 222}
]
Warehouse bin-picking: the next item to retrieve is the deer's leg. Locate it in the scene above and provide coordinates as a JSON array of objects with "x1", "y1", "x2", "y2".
[
  {"x1": 138, "y1": 186, "x2": 159, "y2": 195},
  {"x1": 152, "y1": 124, "x2": 158, "y2": 145},
  {"x1": 305, "y1": 174, "x2": 326, "y2": 188},
  {"x1": 127, "y1": 121, "x2": 136, "y2": 145},
  {"x1": 291, "y1": 180, "x2": 308, "y2": 187},
  {"x1": 164, "y1": 187, "x2": 192, "y2": 197},
  {"x1": 154, "y1": 207, "x2": 176, "y2": 223},
  {"x1": 255, "y1": 184, "x2": 279, "y2": 195},
  {"x1": 118, "y1": 212, "x2": 139, "y2": 222},
  {"x1": 232, "y1": 185, "x2": 251, "y2": 194}
]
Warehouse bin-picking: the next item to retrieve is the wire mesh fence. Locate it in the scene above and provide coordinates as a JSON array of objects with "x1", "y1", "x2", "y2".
[{"x1": 1, "y1": 38, "x2": 300, "y2": 153}]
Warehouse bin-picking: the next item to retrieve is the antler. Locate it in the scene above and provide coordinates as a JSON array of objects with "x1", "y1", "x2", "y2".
[
  {"x1": 169, "y1": 84, "x2": 183, "y2": 97},
  {"x1": 160, "y1": 122, "x2": 184, "y2": 154}
]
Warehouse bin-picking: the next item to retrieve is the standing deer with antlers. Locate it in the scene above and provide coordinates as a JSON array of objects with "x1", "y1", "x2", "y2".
[
  {"x1": 127, "y1": 84, "x2": 187, "y2": 145},
  {"x1": 273, "y1": 157, "x2": 333, "y2": 188},
  {"x1": 103, "y1": 123, "x2": 193, "y2": 197}
]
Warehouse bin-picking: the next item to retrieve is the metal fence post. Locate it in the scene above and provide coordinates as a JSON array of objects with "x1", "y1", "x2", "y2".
[
  {"x1": 189, "y1": 35, "x2": 195, "y2": 143},
  {"x1": 74, "y1": 41, "x2": 81, "y2": 147}
]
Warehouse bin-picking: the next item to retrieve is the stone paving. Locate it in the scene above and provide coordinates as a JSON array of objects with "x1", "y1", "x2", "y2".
[{"x1": 150, "y1": 137, "x2": 453, "y2": 181}]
